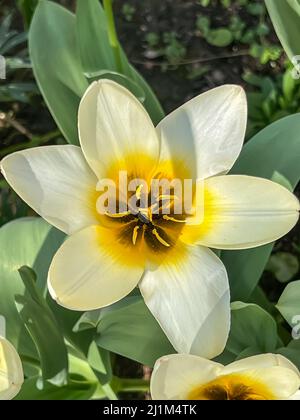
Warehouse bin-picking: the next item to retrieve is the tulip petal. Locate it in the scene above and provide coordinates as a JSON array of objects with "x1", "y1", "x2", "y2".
[
  {"x1": 48, "y1": 225, "x2": 144, "y2": 310},
  {"x1": 78, "y1": 79, "x2": 160, "y2": 179},
  {"x1": 183, "y1": 175, "x2": 299, "y2": 249},
  {"x1": 157, "y1": 85, "x2": 247, "y2": 180},
  {"x1": 151, "y1": 354, "x2": 223, "y2": 400},
  {"x1": 0, "y1": 336, "x2": 23, "y2": 400},
  {"x1": 231, "y1": 367, "x2": 300, "y2": 399},
  {"x1": 289, "y1": 390, "x2": 300, "y2": 400},
  {"x1": 139, "y1": 245, "x2": 230, "y2": 358},
  {"x1": 222, "y1": 353, "x2": 300, "y2": 377},
  {"x1": 1, "y1": 145, "x2": 99, "y2": 235}
]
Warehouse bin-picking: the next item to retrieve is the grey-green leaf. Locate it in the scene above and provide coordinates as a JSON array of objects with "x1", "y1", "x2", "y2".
[
  {"x1": 226, "y1": 302, "x2": 278, "y2": 355},
  {"x1": 266, "y1": 252, "x2": 299, "y2": 283},
  {"x1": 76, "y1": 0, "x2": 164, "y2": 125},
  {"x1": 276, "y1": 280, "x2": 300, "y2": 327},
  {"x1": 16, "y1": 266, "x2": 69, "y2": 387},
  {"x1": 0, "y1": 217, "x2": 65, "y2": 362},
  {"x1": 29, "y1": 0, "x2": 88, "y2": 145},
  {"x1": 265, "y1": 0, "x2": 300, "y2": 61},
  {"x1": 95, "y1": 295, "x2": 174, "y2": 367},
  {"x1": 222, "y1": 114, "x2": 300, "y2": 301},
  {"x1": 15, "y1": 377, "x2": 98, "y2": 400}
]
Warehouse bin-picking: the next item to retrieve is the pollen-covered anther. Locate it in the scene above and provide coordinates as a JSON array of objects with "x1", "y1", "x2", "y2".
[
  {"x1": 105, "y1": 210, "x2": 131, "y2": 218},
  {"x1": 163, "y1": 215, "x2": 186, "y2": 223},
  {"x1": 152, "y1": 228, "x2": 171, "y2": 247},
  {"x1": 132, "y1": 225, "x2": 140, "y2": 245}
]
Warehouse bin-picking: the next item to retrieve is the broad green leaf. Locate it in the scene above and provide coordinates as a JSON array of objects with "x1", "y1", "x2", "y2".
[
  {"x1": 84, "y1": 70, "x2": 146, "y2": 103},
  {"x1": 16, "y1": 266, "x2": 68, "y2": 386},
  {"x1": 265, "y1": 0, "x2": 300, "y2": 61},
  {"x1": 235, "y1": 347, "x2": 262, "y2": 360},
  {"x1": 277, "y1": 339, "x2": 300, "y2": 370},
  {"x1": 0, "y1": 217, "x2": 64, "y2": 360},
  {"x1": 76, "y1": 0, "x2": 115, "y2": 73},
  {"x1": 95, "y1": 296, "x2": 174, "y2": 367},
  {"x1": 76, "y1": 0, "x2": 164, "y2": 125},
  {"x1": 222, "y1": 114, "x2": 300, "y2": 301},
  {"x1": 29, "y1": 0, "x2": 88, "y2": 145},
  {"x1": 266, "y1": 252, "x2": 299, "y2": 283},
  {"x1": 86, "y1": 342, "x2": 112, "y2": 386},
  {"x1": 15, "y1": 377, "x2": 98, "y2": 400},
  {"x1": 271, "y1": 170, "x2": 293, "y2": 191},
  {"x1": 226, "y1": 302, "x2": 278, "y2": 355},
  {"x1": 0, "y1": 217, "x2": 114, "y2": 395},
  {"x1": 86, "y1": 342, "x2": 117, "y2": 400},
  {"x1": 249, "y1": 286, "x2": 275, "y2": 314},
  {"x1": 276, "y1": 280, "x2": 300, "y2": 327},
  {"x1": 29, "y1": 0, "x2": 164, "y2": 147}
]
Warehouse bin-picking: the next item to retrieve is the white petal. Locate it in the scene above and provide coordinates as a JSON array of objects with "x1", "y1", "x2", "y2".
[
  {"x1": 78, "y1": 79, "x2": 160, "y2": 179},
  {"x1": 234, "y1": 367, "x2": 300, "y2": 399},
  {"x1": 0, "y1": 336, "x2": 23, "y2": 400},
  {"x1": 157, "y1": 85, "x2": 247, "y2": 180},
  {"x1": 1, "y1": 145, "x2": 99, "y2": 235},
  {"x1": 183, "y1": 175, "x2": 299, "y2": 249},
  {"x1": 289, "y1": 390, "x2": 300, "y2": 400},
  {"x1": 48, "y1": 225, "x2": 144, "y2": 310},
  {"x1": 139, "y1": 245, "x2": 230, "y2": 358},
  {"x1": 151, "y1": 354, "x2": 223, "y2": 400},
  {"x1": 223, "y1": 353, "x2": 300, "y2": 377}
]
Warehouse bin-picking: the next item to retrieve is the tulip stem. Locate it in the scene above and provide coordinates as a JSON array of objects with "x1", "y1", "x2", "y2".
[
  {"x1": 0, "y1": 129, "x2": 61, "y2": 159},
  {"x1": 114, "y1": 377, "x2": 150, "y2": 393},
  {"x1": 103, "y1": 0, "x2": 123, "y2": 73}
]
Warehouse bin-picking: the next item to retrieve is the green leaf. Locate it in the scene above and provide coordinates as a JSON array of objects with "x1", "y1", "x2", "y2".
[
  {"x1": 247, "y1": 2, "x2": 265, "y2": 16},
  {"x1": 29, "y1": 0, "x2": 88, "y2": 145},
  {"x1": 86, "y1": 342, "x2": 117, "y2": 400},
  {"x1": 249, "y1": 286, "x2": 275, "y2": 314},
  {"x1": 277, "y1": 339, "x2": 300, "y2": 370},
  {"x1": 266, "y1": 252, "x2": 299, "y2": 283},
  {"x1": 265, "y1": 0, "x2": 300, "y2": 61},
  {"x1": 234, "y1": 347, "x2": 262, "y2": 360},
  {"x1": 15, "y1": 377, "x2": 98, "y2": 400},
  {"x1": 0, "y1": 217, "x2": 115, "y2": 397},
  {"x1": 283, "y1": 70, "x2": 296, "y2": 102},
  {"x1": 276, "y1": 280, "x2": 300, "y2": 327},
  {"x1": 0, "y1": 217, "x2": 65, "y2": 361},
  {"x1": 226, "y1": 302, "x2": 278, "y2": 355},
  {"x1": 84, "y1": 70, "x2": 146, "y2": 103},
  {"x1": 29, "y1": 0, "x2": 164, "y2": 147},
  {"x1": 271, "y1": 170, "x2": 293, "y2": 191},
  {"x1": 86, "y1": 342, "x2": 112, "y2": 386},
  {"x1": 17, "y1": 0, "x2": 38, "y2": 28},
  {"x1": 196, "y1": 16, "x2": 211, "y2": 37},
  {"x1": 76, "y1": 0, "x2": 164, "y2": 125},
  {"x1": 76, "y1": 0, "x2": 115, "y2": 73},
  {"x1": 222, "y1": 114, "x2": 300, "y2": 301},
  {"x1": 94, "y1": 295, "x2": 174, "y2": 367},
  {"x1": 16, "y1": 266, "x2": 68, "y2": 387},
  {"x1": 206, "y1": 28, "x2": 233, "y2": 47}
]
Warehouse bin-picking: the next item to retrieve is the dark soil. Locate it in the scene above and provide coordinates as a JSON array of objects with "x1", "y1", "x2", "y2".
[{"x1": 114, "y1": 0, "x2": 284, "y2": 113}]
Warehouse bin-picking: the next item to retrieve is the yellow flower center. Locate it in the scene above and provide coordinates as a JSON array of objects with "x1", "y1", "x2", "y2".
[
  {"x1": 91, "y1": 152, "x2": 196, "y2": 266},
  {"x1": 104, "y1": 184, "x2": 187, "y2": 252},
  {"x1": 90, "y1": 151, "x2": 218, "y2": 268},
  {"x1": 188, "y1": 373, "x2": 276, "y2": 400}
]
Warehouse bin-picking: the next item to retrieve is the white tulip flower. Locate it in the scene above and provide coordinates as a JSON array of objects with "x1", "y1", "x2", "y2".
[
  {"x1": 151, "y1": 353, "x2": 300, "y2": 400},
  {"x1": 1, "y1": 80, "x2": 298, "y2": 357},
  {"x1": 0, "y1": 336, "x2": 23, "y2": 400}
]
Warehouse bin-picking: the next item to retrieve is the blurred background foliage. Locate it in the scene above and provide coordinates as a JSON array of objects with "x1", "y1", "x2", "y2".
[{"x1": 0, "y1": 0, "x2": 300, "y2": 399}]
